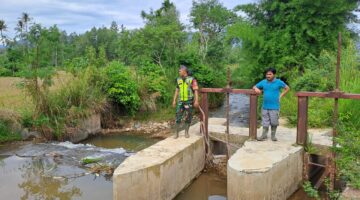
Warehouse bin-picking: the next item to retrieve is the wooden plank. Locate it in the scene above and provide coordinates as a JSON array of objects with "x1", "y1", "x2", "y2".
[
  {"x1": 296, "y1": 92, "x2": 360, "y2": 100},
  {"x1": 249, "y1": 94, "x2": 258, "y2": 140},
  {"x1": 341, "y1": 93, "x2": 360, "y2": 100},
  {"x1": 314, "y1": 170, "x2": 330, "y2": 189},
  {"x1": 297, "y1": 96, "x2": 308, "y2": 145},
  {"x1": 200, "y1": 88, "x2": 257, "y2": 95}
]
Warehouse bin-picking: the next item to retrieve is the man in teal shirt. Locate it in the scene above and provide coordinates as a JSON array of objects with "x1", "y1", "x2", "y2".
[{"x1": 253, "y1": 68, "x2": 290, "y2": 141}]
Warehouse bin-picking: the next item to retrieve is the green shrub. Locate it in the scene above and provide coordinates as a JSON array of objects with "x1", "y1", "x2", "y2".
[
  {"x1": 191, "y1": 64, "x2": 226, "y2": 108},
  {"x1": 102, "y1": 61, "x2": 140, "y2": 115},
  {"x1": 335, "y1": 121, "x2": 360, "y2": 189},
  {"x1": 0, "y1": 117, "x2": 21, "y2": 143},
  {"x1": 303, "y1": 181, "x2": 320, "y2": 200},
  {"x1": 22, "y1": 67, "x2": 106, "y2": 139},
  {"x1": 137, "y1": 62, "x2": 167, "y2": 99}
]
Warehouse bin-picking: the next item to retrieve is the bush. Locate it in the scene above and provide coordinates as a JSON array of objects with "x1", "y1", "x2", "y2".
[
  {"x1": 0, "y1": 110, "x2": 22, "y2": 143},
  {"x1": 293, "y1": 52, "x2": 335, "y2": 92},
  {"x1": 192, "y1": 64, "x2": 226, "y2": 108},
  {"x1": 136, "y1": 62, "x2": 168, "y2": 112},
  {"x1": 102, "y1": 61, "x2": 140, "y2": 115},
  {"x1": 282, "y1": 41, "x2": 360, "y2": 128},
  {"x1": 0, "y1": 67, "x2": 12, "y2": 76},
  {"x1": 335, "y1": 119, "x2": 360, "y2": 189},
  {"x1": 22, "y1": 67, "x2": 107, "y2": 139}
]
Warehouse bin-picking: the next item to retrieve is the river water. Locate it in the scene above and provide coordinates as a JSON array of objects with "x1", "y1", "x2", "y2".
[
  {"x1": 0, "y1": 134, "x2": 160, "y2": 200},
  {"x1": 0, "y1": 94, "x2": 309, "y2": 200}
]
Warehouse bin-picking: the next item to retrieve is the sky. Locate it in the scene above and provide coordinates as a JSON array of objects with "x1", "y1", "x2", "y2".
[{"x1": 0, "y1": 0, "x2": 255, "y2": 37}]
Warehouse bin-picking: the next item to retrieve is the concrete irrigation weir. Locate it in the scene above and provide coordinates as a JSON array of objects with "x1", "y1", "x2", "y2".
[{"x1": 113, "y1": 118, "x2": 332, "y2": 200}]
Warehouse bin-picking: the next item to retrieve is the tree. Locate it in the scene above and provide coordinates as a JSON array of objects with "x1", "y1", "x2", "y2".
[
  {"x1": 138, "y1": 0, "x2": 186, "y2": 72},
  {"x1": 48, "y1": 25, "x2": 61, "y2": 67},
  {"x1": 21, "y1": 12, "x2": 31, "y2": 34},
  {"x1": 228, "y1": 0, "x2": 359, "y2": 81},
  {"x1": 0, "y1": 20, "x2": 7, "y2": 46},
  {"x1": 190, "y1": 0, "x2": 236, "y2": 62}
]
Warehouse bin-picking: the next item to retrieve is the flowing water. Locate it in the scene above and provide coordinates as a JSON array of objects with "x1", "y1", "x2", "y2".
[
  {"x1": 209, "y1": 94, "x2": 250, "y2": 127},
  {"x1": 0, "y1": 134, "x2": 160, "y2": 200}
]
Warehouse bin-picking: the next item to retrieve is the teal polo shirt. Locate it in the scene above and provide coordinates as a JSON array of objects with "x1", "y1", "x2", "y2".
[{"x1": 256, "y1": 78, "x2": 287, "y2": 110}]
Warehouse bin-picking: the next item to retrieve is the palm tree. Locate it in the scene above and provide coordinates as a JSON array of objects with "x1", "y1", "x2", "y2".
[
  {"x1": 20, "y1": 13, "x2": 31, "y2": 61},
  {"x1": 21, "y1": 12, "x2": 31, "y2": 34},
  {"x1": 0, "y1": 19, "x2": 7, "y2": 46},
  {"x1": 16, "y1": 20, "x2": 24, "y2": 36}
]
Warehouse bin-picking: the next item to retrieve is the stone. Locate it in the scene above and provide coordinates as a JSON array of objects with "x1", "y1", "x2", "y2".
[{"x1": 20, "y1": 128, "x2": 42, "y2": 140}]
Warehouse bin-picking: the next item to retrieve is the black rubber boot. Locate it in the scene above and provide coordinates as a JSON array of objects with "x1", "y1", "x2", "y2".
[
  {"x1": 174, "y1": 124, "x2": 180, "y2": 139},
  {"x1": 257, "y1": 127, "x2": 269, "y2": 141},
  {"x1": 271, "y1": 126, "x2": 278, "y2": 141},
  {"x1": 185, "y1": 124, "x2": 190, "y2": 138}
]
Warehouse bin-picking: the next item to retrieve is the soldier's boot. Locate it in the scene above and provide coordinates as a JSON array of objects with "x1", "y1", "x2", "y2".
[
  {"x1": 174, "y1": 124, "x2": 180, "y2": 139},
  {"x1": 185, "y1": 123, "x2": 190, "y2": 138}
]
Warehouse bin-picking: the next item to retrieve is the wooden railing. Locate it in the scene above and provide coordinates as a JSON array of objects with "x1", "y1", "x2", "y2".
[
  {"x1": 199, "y1": 88, "x2": 259, "y2": 140},
  {"x1": 296, "y1": 91, "x2": 360, "y2": 145}
]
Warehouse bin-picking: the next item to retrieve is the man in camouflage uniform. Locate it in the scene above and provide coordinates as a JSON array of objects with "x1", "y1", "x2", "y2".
[{"x1": 172, "y1": 65, "x2": 199, "y2": 138}]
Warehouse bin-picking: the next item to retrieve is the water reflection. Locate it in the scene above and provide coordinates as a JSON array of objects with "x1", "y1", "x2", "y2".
[
  {"x1": 175, "y1": 170, "x2": 227, "y2": 200},
  {"x1": 17, "y1": 157, "x2": 82, "y2": 200}
]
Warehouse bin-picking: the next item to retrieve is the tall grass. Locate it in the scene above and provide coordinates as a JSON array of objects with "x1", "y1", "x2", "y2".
[
  {"x1": 24, "y1": 67, "x2": 107, "y2": 139},
  {"x1": 281, "y1": 41, "x2": 360, "y2": 129}
]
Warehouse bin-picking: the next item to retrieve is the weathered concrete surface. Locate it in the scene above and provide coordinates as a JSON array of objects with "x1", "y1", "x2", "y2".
[
  {"x1": 208, "y1": 117, "x2": 332, "y2": 146},
  {"x1": 228, "y1": 140, "x2": 303, "y2": 200},
  {"x1": 113, "y1": 124, "x2": 205, "y2": 200},
  {"x1": 342, "y1": 186, "x2": 360, "y2": 200},
  {"x1": 66, "y1": 113, "x2": 101, "y2": 143},
  {"x1": 206, "y1": 118, "x2": 318, "y2": 200}
]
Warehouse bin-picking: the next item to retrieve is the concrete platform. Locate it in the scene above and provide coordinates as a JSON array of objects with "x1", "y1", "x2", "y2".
[
  {"x1": 228, "y1": 140, "x2": 303, "y2": 200},
  {"x1": 113, "y1": 124, "x2": 205, "y2": 200},
  {"x1": 207, "y1": 118, "x2": 332, "y2": 200}
]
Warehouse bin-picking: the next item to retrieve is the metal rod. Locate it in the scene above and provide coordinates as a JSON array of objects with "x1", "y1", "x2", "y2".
[
  {"x1": 308, "y1": 162, "x2": 326, "y2": 168},
  {"x1": 226, "y1": 67, "x2": 231, "y2": 160},
  {"x1": 330, "y1": 32, "x2": 342, "y2": 191},
  {"x1": 209, "y1": 135, "x2": 241, "y2": 149}
]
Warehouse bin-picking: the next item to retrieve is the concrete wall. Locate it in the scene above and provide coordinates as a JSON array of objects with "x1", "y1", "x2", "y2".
[
  {"x1": 113, "y1": 126, "x2": 205, "y2": 200},
  {"x1": 227, "y1": 141, "x2": 303, "y2": 200}
]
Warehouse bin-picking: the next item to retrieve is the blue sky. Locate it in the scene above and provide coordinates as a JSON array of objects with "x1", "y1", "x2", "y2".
[{"x1": 0, "y1": 0, "x2": 255, "y2": 37}]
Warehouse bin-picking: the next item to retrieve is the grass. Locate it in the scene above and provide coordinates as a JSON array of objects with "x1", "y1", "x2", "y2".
[
  {"x1": 0, "y1": 71, "x2": 72, "y2": 112},
  {"x1": 81, "y1": 157, "x2": 102, "y2": 165},
  {"x1": 0, "y1": 77, "x2": 29, "y2": 111},
  {"x1": 134, "y1": 105, "x2": 174, "y2": 122}
]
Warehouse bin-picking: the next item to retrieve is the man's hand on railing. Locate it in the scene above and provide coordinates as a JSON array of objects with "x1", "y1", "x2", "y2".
[{"x1": 253, "y1": 86, "x2": 262, "y2": 94}]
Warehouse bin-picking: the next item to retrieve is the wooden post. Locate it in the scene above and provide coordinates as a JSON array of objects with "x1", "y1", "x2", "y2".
[
  {"x1": 201, "y1": 92, "x2": 209, "y2": 137},
  {"x1": 249, "y1": 94, "x2": 258, "y2": 140},
  {"x1": 297, "y1": 96, "x2": 308, "y2": 145}
]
